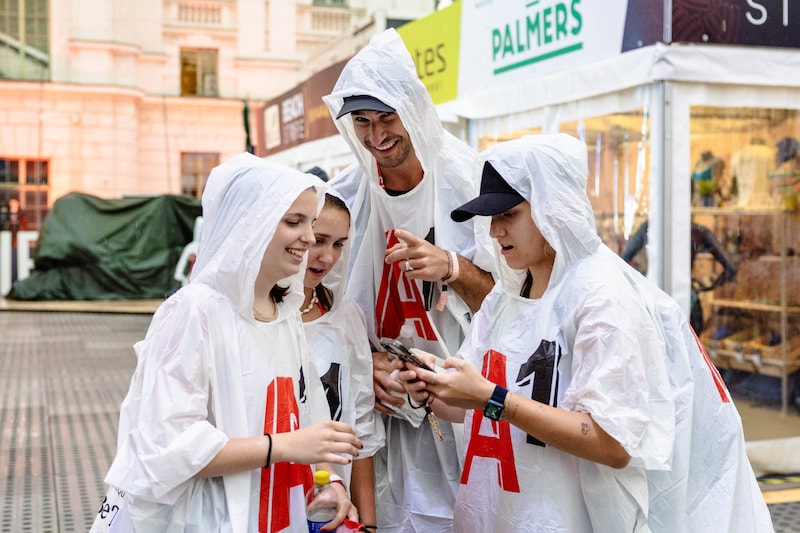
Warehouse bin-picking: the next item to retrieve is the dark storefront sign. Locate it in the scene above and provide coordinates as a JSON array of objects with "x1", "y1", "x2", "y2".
[
  {"x1": 622, "y1": 0, "x2": 800, "y2": 51},
  {"x1": 672, "y1": 0, "x2": 800, "y2": 48},
  {"x1": 623, "y1": 0, "x2": 800, "y2": 51},
  {"x1": 258, "y1": 59, "x2": 349, "y2": 157}
]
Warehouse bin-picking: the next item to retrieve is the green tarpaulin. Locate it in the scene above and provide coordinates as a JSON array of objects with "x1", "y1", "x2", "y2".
[{"x1": 7, "y1": 193, "x2": 201, "y2": 300}]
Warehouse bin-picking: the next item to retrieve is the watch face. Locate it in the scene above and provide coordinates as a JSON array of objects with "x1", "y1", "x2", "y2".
[{"x1": 483, "y1": 401, "x2": 504, "y2": 421}]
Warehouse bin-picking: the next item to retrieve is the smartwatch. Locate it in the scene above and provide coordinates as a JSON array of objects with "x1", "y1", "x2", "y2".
[{"x1": 482, "y1": 385, "x2": 509, "y2": 421}]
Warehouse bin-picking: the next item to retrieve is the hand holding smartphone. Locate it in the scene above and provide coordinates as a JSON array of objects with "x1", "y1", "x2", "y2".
[
  {"x1": 379, "y1": 338, "x2": 447, "y2": 441},
  {"x1": 379, "y1": 337, "x2": 444, "y2": 373}
]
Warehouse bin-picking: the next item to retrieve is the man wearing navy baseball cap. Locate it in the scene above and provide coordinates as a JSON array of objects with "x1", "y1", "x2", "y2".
[{"x1": 335, "y1": 94, "x2": 396, "y2": 119}]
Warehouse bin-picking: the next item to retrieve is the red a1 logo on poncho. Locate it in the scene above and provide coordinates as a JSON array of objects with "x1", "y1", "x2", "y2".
[
  {"x1": 375, "y1": 229, "x2": 439, "y2": 341},
  {"x1": 461, "y1": 349, "x2": 520, "y2": 493},
  {"x1": 259, "y1": 376, "x2": 313, "y2": 532}
]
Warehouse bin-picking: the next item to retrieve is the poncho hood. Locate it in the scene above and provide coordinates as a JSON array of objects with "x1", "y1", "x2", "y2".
[
  {"x1": 481, "y1": 134, "x2": 602, "y2": 294},
  {"x1": 190, "y1": 152, "x2": 326, "y2": 320},
  {"x1": 457, "y1": 136, "x2": 772, "y2": 533},
  {"x1": 323, "y1": 28, "x2": 445, "y2": 184},
  {"x1": 323, "y1": 29, "x2": 495, "y2": 343}
]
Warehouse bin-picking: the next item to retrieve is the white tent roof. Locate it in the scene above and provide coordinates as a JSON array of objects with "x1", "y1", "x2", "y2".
[{"x1": 443, "y1": 42, "x2": 800, "y2": 120}]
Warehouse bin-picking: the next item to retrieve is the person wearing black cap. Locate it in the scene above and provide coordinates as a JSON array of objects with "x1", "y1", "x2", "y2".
[
  {"x1": 397, "y1": 134, "x2": 772, "y2": 532},
  {"x1": 323, "y1": 28, "x2": 495, "y2": 533},
  {"x1": 335, "y1": 94, "x2": 396, "y2": 119}
]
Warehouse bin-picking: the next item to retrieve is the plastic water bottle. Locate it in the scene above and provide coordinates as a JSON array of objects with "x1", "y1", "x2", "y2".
[{"x1": 306, "y1": 470, "x2": 338, "y2": 533}]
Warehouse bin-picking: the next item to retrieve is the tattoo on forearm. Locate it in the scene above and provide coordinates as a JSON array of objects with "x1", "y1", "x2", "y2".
[{"x1": 581, "y1": 422, "x2": 590, "y2": 435}]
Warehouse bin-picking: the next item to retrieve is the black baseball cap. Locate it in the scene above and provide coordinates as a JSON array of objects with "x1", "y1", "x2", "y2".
[
  {"x1": 336, "y1": 95, "x2": 396, "y2": 119},
  {"x1": 451, "y1": 162, "x2": 525, "y2": 222}
]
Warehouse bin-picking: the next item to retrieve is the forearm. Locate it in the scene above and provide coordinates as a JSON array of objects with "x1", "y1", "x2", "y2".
[
  {"x1": 198, "y1": 433, "x2": 347, "y2": 478},
  {"x1": 350, "y1": 457, "x2": 376, "y2": 526},
  {"x1": 198, "y1": 435, "x2": 271, "y2": 478},
  {"x1": 314, "y1": 461, "x2": 337, "y2": 475},
  {"x1": 430, "y1": 397, "x2": 467, "y2": 423},
  {"x1": 447, "y1": 254, "x2": 494, "y2": 312},
  {"x1": 502, "y1": 393, "x2": 631, "y2": 469}
]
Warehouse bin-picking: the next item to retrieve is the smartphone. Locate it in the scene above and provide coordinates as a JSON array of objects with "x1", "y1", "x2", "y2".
[{"x1": 379, "y1": 337, "x2": 436, "y2": 372}]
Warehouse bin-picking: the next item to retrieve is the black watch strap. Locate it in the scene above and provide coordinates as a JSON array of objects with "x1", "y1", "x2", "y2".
[{"x1": 482, "y1": 385, "x2": 509, "y2": 421}]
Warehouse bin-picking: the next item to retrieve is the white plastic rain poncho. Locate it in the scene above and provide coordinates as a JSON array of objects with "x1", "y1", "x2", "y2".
[
  {"x1": 303, "y1": 191, "x2": 385, "y2": 486},
  {"x1": 454, "y1": 135, "x2": 773, "y2": 532},
  {"x1": 323, "y1": 29, "x2": 495, "y2": 532},
  {"x1": 104, "y1": 153, "x2": 332, "y2": 532}
]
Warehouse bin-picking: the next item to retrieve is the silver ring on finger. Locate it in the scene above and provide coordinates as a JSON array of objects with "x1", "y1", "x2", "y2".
[
  {"x1": 405, "y1": 259, "x2": 414, "y2": 272},
  {"x1": 432, "y1": 373, "x2": 437, "y2": 385}
]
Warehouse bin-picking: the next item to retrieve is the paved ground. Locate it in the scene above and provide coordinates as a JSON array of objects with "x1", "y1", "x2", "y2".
[
  {"x1": 0, "y1": 309, "x2": 798, "y2": 532},
  {"x1": 1, "y1": 311, "x2": 151, "y2": 533}
]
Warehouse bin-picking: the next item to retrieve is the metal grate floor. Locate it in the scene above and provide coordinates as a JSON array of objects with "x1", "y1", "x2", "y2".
[
  {"x1": 771, "y1": 501, "x2": 800, "y2": 532},
  {"x1": 0, "y1": 311, "x2": 151, "y2": 533}
]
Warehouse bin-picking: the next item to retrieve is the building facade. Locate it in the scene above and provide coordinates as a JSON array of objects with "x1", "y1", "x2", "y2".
[{"x1": 0, "y1": 0, "x2": 434, "y2": 229}]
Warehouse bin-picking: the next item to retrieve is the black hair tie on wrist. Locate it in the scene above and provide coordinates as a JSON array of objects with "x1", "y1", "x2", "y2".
[
  {"x1": 407, "y1": 393, "x2": 429, "y2": 409},
  {"x1": 264, "y1": 433, "x2": 273, "y2": 468}
]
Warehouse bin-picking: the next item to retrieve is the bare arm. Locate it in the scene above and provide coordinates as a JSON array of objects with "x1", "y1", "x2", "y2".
[
  {"x1": 399, "y1": 357, "x2": 630, "y2": 469},
  {"x1": 350, "y1": 456, "x2": 376, "y2": 527},
  {"x1": 198, "y1": 420, "x2": 361, "y2": 478},
  {"x1": 446, "y1": 254, "x2": 494, "y2": 313},
  {"x1": 425, "y1": 397, "x2": 467, "y2": 424},
  {"x1": 385, "y1": 229, "x2": 494, "y2": 312},
  {"x1": 501, "y1": 392, "x2": 631, "y2": 469}
]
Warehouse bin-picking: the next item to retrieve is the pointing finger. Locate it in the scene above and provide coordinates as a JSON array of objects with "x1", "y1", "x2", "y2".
[{"x1": 394, "y1": 229, "x2": 422, "y2": 247}]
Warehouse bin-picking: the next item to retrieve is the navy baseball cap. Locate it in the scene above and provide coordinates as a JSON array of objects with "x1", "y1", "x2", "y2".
[
  {"x1": 336, "y1": 95, "x2": 396, "y2": 119},
  {"x1": 451, "y1": 162, "x2": 525, "y2": 222}
]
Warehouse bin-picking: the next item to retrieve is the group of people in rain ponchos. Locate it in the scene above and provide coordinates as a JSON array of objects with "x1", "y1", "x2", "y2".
[{"x1": 96, "y1": 28, "x2": 773, "y2": 533}]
